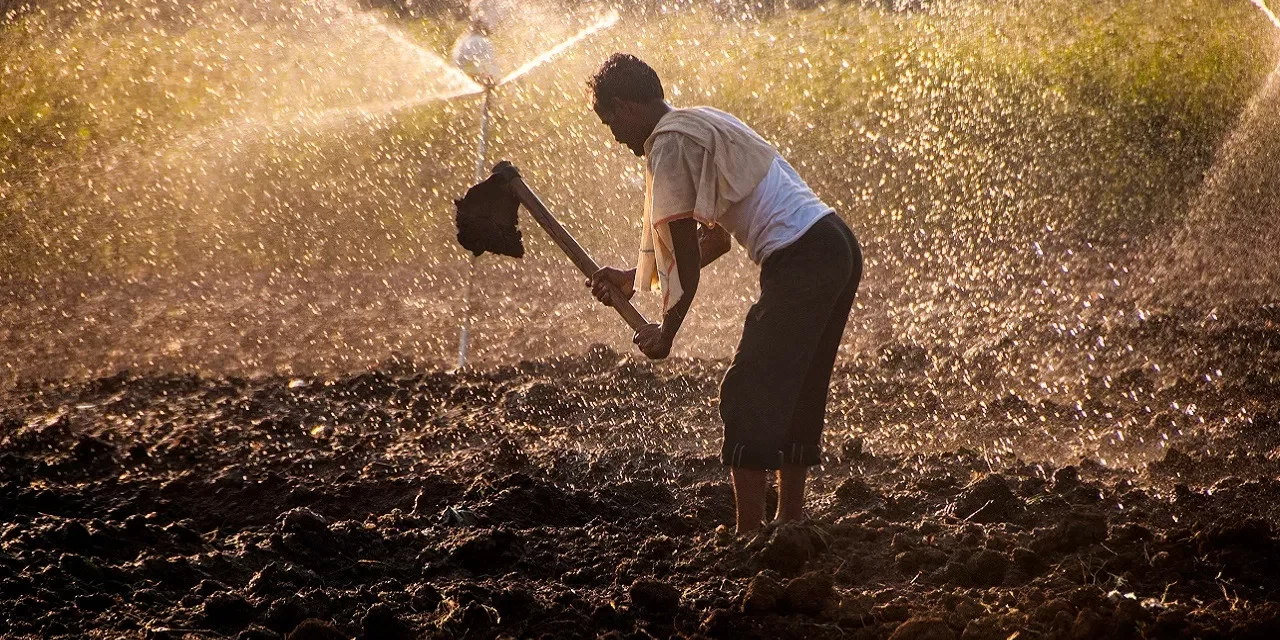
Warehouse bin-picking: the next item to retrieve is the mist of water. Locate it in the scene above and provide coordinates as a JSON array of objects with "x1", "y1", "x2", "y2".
[
  {"x1": 3, "y1": 0, "x2": 1280, "y2": 468},
  {"x1": 498, "y1": 9, "x2": 620, "y2": 86},
  {"x1": 1144, "y1": 0, "x2": 1280, "y2": 305}
]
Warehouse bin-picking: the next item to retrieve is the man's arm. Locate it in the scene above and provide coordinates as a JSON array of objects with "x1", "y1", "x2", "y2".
[
  {"x1": 589, "y1": 220, "x2": 727, "y2": 309},
  {"x1": 634, "y1": 217, "x2": 700, "y2": 359},
  {"x1": 661, "y1": 217, "x2": 702, "y2": 339}
]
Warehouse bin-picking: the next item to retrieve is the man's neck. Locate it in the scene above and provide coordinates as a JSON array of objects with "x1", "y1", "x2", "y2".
[{"x1": 640, "y1": 101, "x2": 674, "y2": 140}]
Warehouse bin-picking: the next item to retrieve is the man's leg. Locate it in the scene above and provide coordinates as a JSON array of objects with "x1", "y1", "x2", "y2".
[
  {"x1": 775, "y1": 463, "x2": 808, "y2": 523},
  {"x1": 721, "y1": 215, "x2": 854, "y2": 530},
  {"x1": 720, "y1": 293, "x2": 827, "y2": 532},
  {"x1": 775, "y1": 294, "x2": 854, "y2": 523},
  {"x1": 731, "y1": 467, "x2": 768, "y2": 533},
  {"x1": 777, "y1": 221, "x2": 863, "y2": 523}
]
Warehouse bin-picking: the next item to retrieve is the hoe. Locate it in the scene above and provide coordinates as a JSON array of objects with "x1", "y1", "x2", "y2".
[{"x1": 455, "y1": 161, "x2": 650, "y2": 332}]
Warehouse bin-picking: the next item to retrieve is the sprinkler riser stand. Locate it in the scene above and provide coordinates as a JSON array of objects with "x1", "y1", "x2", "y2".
[{"x1": 457, "y1": 88, "x2": 495, "y2": 369}]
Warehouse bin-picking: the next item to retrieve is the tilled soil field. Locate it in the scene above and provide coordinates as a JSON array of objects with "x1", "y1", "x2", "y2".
[{"x1": 4, "y1": 314, "x2": 1280, "y2": 640}]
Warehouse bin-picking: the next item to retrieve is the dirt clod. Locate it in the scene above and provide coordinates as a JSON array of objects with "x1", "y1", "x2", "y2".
[
  {"x1": 360, "y1": 603, "x2": 412, "y2": 640},
  {"x1": 236, "y1": 625, "x2": 282, "y2": 640},
  {"x1": 964, "y1": 549, "x2": 1009, "y2": 587},
  {"x1": 202, "y1": 591, "x2": 255, "y2": 630},
  {"x1": 700, "y1": 607, "x2": 736, "y2": 637},
  {"x1": 834, "y1": 476, "x2": 880, "y2": 508},
  {"x1": 285, "y1": 619, "x2": 346, "y2": 640},
  {"x1": 743, "y1": 570, "x2": 784, "y2": 613},
  {"x1": 888, "y1": 617, "x2": 956, "y2": 640},
  {"x1": 409, "y1": 584, "x2": 442, "y2": 613},
  {"x1": 956, "y1": 474, "x2": 1023, "y2": 523},
  {"x1": 755, "y1": 522, "x2": 828, "y2": 575},
  {"x1": 782, "y1": 570, "x2": 835, "y2": 616},
  {"x1": 628, "y1": 579, "x2": 681, "y2": 615},
  {"x1": 446, "y1": 528, "x2": 523, "y2": 574}
]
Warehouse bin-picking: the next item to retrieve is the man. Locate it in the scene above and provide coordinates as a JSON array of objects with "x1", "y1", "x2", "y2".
[{"x1": 585, "y1": 54, "x2": 863, "y2": 533}]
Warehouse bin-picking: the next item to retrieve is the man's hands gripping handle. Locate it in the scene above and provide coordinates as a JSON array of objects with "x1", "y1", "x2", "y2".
[
  {"x1": 588, "y1": 267, "x2": 670, "y2": 360},
  {"x1": 588, "y1": 267, "x2": 635, "y2": 308},
  {"x1": 586, "y1": 266, "x2": 648, "y2": 332}
]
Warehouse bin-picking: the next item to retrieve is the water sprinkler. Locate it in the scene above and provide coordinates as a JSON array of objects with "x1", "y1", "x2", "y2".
[
  {"x1": 451, "y1": 17, "x2": 500, "y2": 89},
  {"x1": 450, "y1": 8, "x2": 621, "y2": 369}
]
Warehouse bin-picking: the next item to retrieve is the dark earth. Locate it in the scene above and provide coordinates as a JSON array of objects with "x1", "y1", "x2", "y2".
[{"x1": 4, "y1": 293, "x2": 1280, "y2": 639}]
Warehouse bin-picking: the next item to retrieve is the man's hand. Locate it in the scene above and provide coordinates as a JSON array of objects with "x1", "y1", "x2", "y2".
[
  {"x1": 633, "y1": 323, "x2": 672, "y2": 360},
  {"x1": 587, "y1": 266, "x2": 636, "y2": 307},
  {"x1": 698, "y1": 223, "x2": 732, "y2": 267}
]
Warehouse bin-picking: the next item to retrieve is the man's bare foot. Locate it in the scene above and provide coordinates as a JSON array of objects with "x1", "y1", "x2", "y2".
[{"x1": 770, "y1": 512, "x2": 805, "y2": 526}]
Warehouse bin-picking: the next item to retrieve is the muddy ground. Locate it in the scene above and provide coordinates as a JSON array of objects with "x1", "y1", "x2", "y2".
[{"x1": 3, "y1": 294, "x2": 1280, "y2": 639}]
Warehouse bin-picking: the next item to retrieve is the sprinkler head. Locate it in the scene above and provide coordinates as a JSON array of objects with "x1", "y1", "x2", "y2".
[{"x1": 451, "y1": 31, "x2": 499, "y2": 84}]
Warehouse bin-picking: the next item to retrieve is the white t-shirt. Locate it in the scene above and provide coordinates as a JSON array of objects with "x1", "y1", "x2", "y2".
[
  {"x1": 647, "y1": 133, "x2": 833, "y2": 264},
  {"x1": 721, "y1": 156, "x2": 833, "y2": 264}
]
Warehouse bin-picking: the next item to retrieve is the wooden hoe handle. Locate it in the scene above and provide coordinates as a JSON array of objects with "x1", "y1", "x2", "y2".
[{"x1": 495, "y1": 163, "x2": 651, "y2": 332}]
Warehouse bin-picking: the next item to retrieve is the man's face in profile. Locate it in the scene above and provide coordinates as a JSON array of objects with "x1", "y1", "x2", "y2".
[{"x1": 594, "y1": 97, "x2": 646, "y2": 157}]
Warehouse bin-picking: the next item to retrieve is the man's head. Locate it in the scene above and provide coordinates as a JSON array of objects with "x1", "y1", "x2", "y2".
[{"x1": 588, "y1": 53, "x2": 667, "y2": 157}]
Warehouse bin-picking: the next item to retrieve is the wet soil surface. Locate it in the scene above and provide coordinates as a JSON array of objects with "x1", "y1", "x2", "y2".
[{"x1": 4, "y1": 311, "x2": 1280, "y2": 640}]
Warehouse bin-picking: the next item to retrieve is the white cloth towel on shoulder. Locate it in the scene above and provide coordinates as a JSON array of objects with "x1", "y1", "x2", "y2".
[{"x1": 635, "y1": 107, "x2": 778, "y2": 312}]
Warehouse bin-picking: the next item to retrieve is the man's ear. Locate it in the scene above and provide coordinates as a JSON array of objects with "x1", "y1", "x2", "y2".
[{"x1": 612, "y1": 97, "x2": 634, "y2": 117}]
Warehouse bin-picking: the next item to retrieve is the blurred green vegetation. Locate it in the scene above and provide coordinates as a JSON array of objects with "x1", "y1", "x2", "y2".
[
  {"x1": 1, "y1": 0, "x2": 1277, "y2": 276},
  {"x1": 958, "y1": 0, "x2": 1278, "y2": 179}
]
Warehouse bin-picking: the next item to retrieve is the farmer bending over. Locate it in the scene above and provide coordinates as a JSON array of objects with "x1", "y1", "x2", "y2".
[{"x1": 585, "y1": 54, "x2": 863, "y2": 533}]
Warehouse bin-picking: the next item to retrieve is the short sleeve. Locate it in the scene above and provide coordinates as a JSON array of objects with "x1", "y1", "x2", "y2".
[{"x1": 646, "y1": 133, "x2": 707, "y2": 225}]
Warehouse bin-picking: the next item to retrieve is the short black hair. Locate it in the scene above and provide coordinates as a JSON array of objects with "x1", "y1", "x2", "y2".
[{"x1": 588, "y1": 53, "x2": 664, "y2": 108}]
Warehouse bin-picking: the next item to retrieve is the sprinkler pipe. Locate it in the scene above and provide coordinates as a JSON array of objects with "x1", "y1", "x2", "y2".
[{"x1": 457, "y1": 84, "x2": 494, "y2": 369}]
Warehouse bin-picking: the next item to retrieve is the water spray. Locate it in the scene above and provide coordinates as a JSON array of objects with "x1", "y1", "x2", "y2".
[
  {"x1": 1250, "y1": 0, "x2": 1280, "y2": 30},
  {"x1": 455, "y1": 83, "x2": 495, "y2": 370}
]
